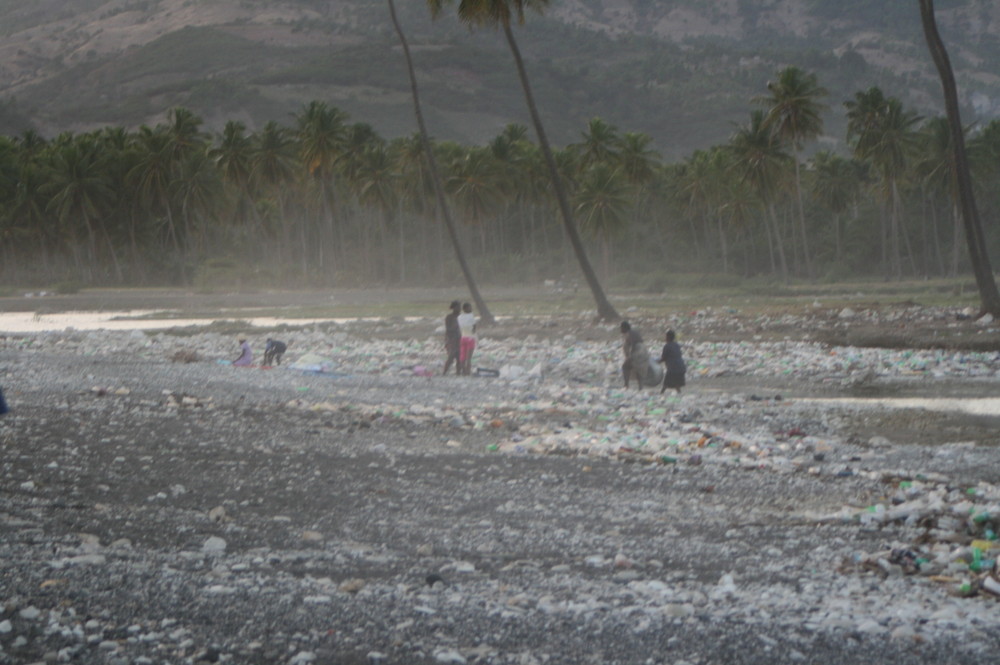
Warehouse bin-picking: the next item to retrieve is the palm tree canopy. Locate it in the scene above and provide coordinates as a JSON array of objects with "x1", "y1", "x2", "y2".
[
  {"x1": 913, "y1": 116, "x2": 961, "y2": 197},
  {"x1": 355, "y1": 143, "x2": 398, "y2": 214},
  {"x1": 251, "y1": 121, "x2": 297, "y2": 192},
  {"x1": 618, "y1": 132, "x2": 659, "y2": 186},
  {"x1": 42, "y1": 135, "x2": 112, "y2": 224},
  {"x1": 572, "y1": 117, "x2": 621, "y2": 172},
  {"x1": 728, "y1": 110, "x2": 791, "y2": 202},
  {"x1": 574, "y1": 162, "x2": 631, "y2": 241},
  {"x1": 295, "y1": 101, "x2": 348, "y2": 179},
  {"x1": 846, "y1": 89, "x2": 922, "y2": 182},
  {"x1": 428, "y1": 0, "x2": 549, "y2": 28},
  {"x1": 759, "y1": 66, "x2": 828, "y2": 150},
  {"x1": 810, "y1": 150, "x2": 863, "y2": 215},
  {"x1": 445, "y1": 146, "x2": 501, "y2": 223},
  {"x1": 164, "y1": 107, "x2": 207, "y2": 160},
  {"x1": 211, "y1": 121, "x2": 254, "y2": 188}
]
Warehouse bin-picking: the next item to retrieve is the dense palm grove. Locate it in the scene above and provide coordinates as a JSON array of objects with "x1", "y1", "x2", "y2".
[{"x1": 1, "y1": 68, "x2": 999, "y2": 290}]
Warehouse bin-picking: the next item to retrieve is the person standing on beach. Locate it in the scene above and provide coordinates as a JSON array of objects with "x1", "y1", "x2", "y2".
[
  {"x1": 658, "y1": 329, "x2": 687, "y2": 394},
  {"x1": 620, "y1": 321, "x2": 650, "y2": 389},
  {"x1": 457, "y1": 302, "x2": 477, "y2": 376},
  {"x1": 233, "y1": 338, "x2": 253, "y2": 367},
  {"x1": 442, "y1": 300, "x2": 461, "y2": 375}
]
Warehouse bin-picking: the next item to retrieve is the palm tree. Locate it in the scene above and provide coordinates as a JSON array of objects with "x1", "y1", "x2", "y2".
[
  {"x1": 445, "y1": 146, "x2": 502, "y2": 255},
  {"x1": 352, "y1": 142, "x2": 399, "y2": 282},
  {"x1": 386, "y1": 0, "x2": 496, "y2": 324},
  {"x1": 295, "y1": 101, "x2": 348, "y2": 277},
  {"x1": 914, "y1": 117, "x2": 963, "y2": 275},
  {"x1": 251, "y1": 121, "x2": 299, "y2": 268},
  {"x1": 129, "y1": 126, "x2": 185, "y2": 276},
  {"x1": 428, "y1": 0, "x2": 620, "y2": 321},
  {"x1": 759, "y1": 66, "x2": 828, "y2": 278},
  {"x1": 42, "y1": 134, "x2": 114, "y2": 280},
  {"x1": 618, "y1": 132, "x2": 659, "y2": 189},
  {"x1": 211, "y1": 121, "x2": 264, "y2": 241},
  {"x1": 920, "y1": 0, "x2": 1000, "y2": 315},
  {"x1": 7, "y1": 149, "x2": 56, "y2": 277},
  {"x1": 172, "y1": 149, "x2": 223, "y2": 260},
  {"x1": 810, "y1": 151, "x2": 863, "y2": 266},
  {"x1": 164, "y1": 107, "x2": 207, "y2": 161},
  {"x1": 845, "y1": 87, "x2": 922, "y2": 279},
  {"x1": 13, "y1": 130, "x2": 47, "y2": 166},
  {"x1": 94, "y1": 126, "x2": 135, "y2": 282},
  {"x1": 573, "y1": 117, "x2": 621, "y2": 173},
  {"x1": 0, "y1": 137, "x2": 22, "y2": 279},
  {"x1": 617, "y1": 131, "x2": 659, "y2": 264},
  {"x1": 574, "y1": 163, "x2": 631, "y2": 279},
  {"x1": 728, "y1": 110, "x2": 792, "y2": 280},
  {"x1": 716, "y1": 175, "x2": 757, "y2": 275}
]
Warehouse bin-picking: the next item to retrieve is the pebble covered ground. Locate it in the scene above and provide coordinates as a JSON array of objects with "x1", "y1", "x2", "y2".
[{"x1": 2, "y1": 304, "x2": 1000, "y2": 665}]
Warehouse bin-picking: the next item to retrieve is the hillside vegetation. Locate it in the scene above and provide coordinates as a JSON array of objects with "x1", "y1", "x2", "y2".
[{"x1": 1, "y1": 0, "x2": 998, "y2": 157}]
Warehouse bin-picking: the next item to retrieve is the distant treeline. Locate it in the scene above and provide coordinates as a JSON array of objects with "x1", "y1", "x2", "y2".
[{"x1": 1, "y1": 70, "x2": 999, "y2": 290}]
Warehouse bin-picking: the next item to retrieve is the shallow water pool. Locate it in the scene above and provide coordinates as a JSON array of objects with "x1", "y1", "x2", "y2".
[{"x1": 800, "y1": 396, "x2": 1000, "y2": 417}]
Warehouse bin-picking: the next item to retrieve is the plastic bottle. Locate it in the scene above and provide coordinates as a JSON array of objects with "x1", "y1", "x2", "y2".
[
  {"x1": 970, "y1": 547, "x2": 984, "y2": 572},
  {"x1": 982, "y1": 576, "x2": 1000, "y2": 597}
]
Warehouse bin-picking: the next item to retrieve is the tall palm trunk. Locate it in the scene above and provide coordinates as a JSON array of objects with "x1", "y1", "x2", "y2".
[
  {"x1": 890, "y1": 180, "x2": 903, "y2": 280},
  {"x1": 791, "y1": 152, "x2": 813, "y2": 279},
  {"x1": 501, "y1": 22, "x2": 619, "y2": 322},
  {"x1": 717, "y1": 216, "x2": 729, "y2": 273},
  {"x1": 920, "y1": 0, "x2": 1000, "y2": 314},
  {"x1": 833, "y1": 212, "x2": 842, "y2": 264},
  {"x1": 877, "y1": 201, "x2": 890, "y2": 280},
  {"x1": 766, "y1": 203, "x2": 789, "y2": 282},
  {"x1": 387, "y1": 0, "x2": 495, "y2": 324},
  {"x1": 951, "y1": 204, "x2": 961, "y2": 276},
  {"x1": 162, "y1": 202, "x2": 187, "y2": 284}
]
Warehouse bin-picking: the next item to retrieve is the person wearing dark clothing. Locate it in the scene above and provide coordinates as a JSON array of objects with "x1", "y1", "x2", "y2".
[
  {"x1": 620, "y1": 320, "x2": 650, "y2": 389},
  {"x1": 442, "y1": 300, "x2": 462, "y2": 375},
  {"x1": 659, "y1": 329, "x2": 686, "y2": 394},
  {"x1": 263, "y1": 338, "x2": 288, "y2": 366}
]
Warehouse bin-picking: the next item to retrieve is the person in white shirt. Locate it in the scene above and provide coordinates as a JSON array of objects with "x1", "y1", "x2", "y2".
[{"x1": 457, "y1": 302, "x2": 477, "y2": 376}]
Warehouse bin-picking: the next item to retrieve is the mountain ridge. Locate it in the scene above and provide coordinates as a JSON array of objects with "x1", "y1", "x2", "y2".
[{"x1": 1, "y1": 0, "x2": 998, "y2": 158}]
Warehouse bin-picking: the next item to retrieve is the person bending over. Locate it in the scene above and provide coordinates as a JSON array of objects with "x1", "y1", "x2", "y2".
[
  {"x1": 263, "y1": 338, "x2": 288, "y2": 366},
  {"x1": 620, "y1": 321, "x2": 650, "y2": 390}
]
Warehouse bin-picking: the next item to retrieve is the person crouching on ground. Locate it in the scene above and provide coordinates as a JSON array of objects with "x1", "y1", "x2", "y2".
[
  {"x1": 457, "y1": 302, "x2": 477, "y2": 376},
  {"x1": 442, "y1": 300, "x2": 462, "y2": 375},
  {"x1": 620, "y1": 320, "x2": 650, "y2": 389},
  {"x1": 234, "y1": 338, "x2": 253, "y2": 367},
  {"x1": 658, "y1": 329, "x2": 686, "y2": 394}
]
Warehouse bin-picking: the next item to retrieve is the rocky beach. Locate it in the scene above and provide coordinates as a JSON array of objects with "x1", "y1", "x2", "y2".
[{"x1": 2, "y1": 300, "x2": 1000, "y2": 665}]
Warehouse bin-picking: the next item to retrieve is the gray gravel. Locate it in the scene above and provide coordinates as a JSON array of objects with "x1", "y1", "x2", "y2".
[{"x1": 2, "y1": 319, "x2": 1000, "y2": 665}]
